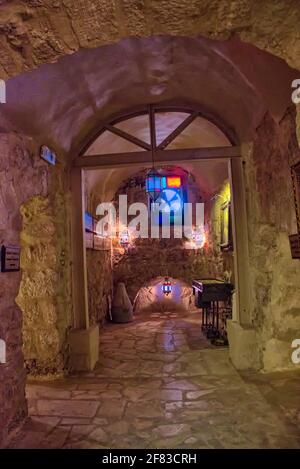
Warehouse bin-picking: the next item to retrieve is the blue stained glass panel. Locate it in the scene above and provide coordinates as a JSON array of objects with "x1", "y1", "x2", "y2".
[
  {"x1": 161, "y1": 176, "x2": 167, "y2": 189},
  {"x1": 146, "y1": 175, "x2": 161, "y2": 192}
]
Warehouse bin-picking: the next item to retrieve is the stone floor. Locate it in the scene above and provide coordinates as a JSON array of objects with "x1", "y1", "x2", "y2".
[{"x1": 7, "y1": 310, "x2": 300, "y2": 449}]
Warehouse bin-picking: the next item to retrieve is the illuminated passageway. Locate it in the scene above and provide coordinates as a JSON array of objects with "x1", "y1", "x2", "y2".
[{"x1": 1, "y1": 1, "x2": 300, "y2": 450}]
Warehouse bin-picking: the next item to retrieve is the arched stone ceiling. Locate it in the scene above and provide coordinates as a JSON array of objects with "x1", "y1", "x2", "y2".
[
  {"x1": 0, "y1": 35, "x2": 297, "y2": 157},
  {"x1": 0, "y1": 0, "x2": 300, "y2": 78}
]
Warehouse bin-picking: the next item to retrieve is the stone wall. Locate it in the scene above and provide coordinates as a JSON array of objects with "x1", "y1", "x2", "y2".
[
  {"x1": 1, "y1": 0, "x2": 300, "y2": 80},
  {"x1": 209, "y1": 180, "x2": 234, "y2": 283},
  {"x1": 0, "y1": 131, "x2": 72, "y2": 445},
  {"x1": 0, "y1": 133, "x2": 47, "y2": 444},
  {"x1": 111, "y1": 168, "x2": 232, "y2": 303},
  {"x1": 134, "y1": 277, "x2": 194, "y2": 313},
  {"x1": 246, "y1": 108, "x2": 300, "y2": 371},
  {"x1": 16, "y1": 165, "x2": 72, "y2": 376},
  {"x1": 113, "y1": 237, "x2": 224, "y2": 304},
  {"x1": 86, "y1": 248, "x2": 112, "y2": 327}
]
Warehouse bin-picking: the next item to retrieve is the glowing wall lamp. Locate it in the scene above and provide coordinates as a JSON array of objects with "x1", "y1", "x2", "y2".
[
  {"x1": 162, "y1": 277, "x2": 172, "y2": 296},
  {"x1": 192, "y1": 228, "x2": 206, "y2": 248},
  {"x1": 119, "y1": 230, "x2": 130, "y2": 248}
]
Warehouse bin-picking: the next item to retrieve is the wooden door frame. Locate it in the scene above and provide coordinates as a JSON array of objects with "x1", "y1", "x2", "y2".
[{"x1": 70, "y1": 104, "x2": 251, "y2": 330}]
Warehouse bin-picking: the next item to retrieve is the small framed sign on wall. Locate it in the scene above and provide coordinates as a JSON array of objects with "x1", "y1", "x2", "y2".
[
  {"x1": 292, "y1": 162, "x2": 300, "y2": 226},
  {"x1": 289, "y1": 234, "x2": 300, "y2": 259},
  {"x1": 290, "y1": 162, "x2": 300, "y2": 259},
  {"x1": 1, "y1": 245, "x2": 20, "y2": 272},
  {"x1": 40, "y1": 145, "x2": 56, "y2": 166}
]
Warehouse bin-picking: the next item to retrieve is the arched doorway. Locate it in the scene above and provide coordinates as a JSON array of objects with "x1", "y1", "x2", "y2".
[
  {"x1": 133, "y1": 277, "x2": 194, "y2": 313},
  {"x1": 69, "y1": 102, "x2": 252, "y2": 371},
  {"x1": 1, "y1": 24, "x2": 300, "y2": 447}
]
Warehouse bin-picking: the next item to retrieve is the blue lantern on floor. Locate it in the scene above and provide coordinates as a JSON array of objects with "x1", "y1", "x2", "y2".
[
  {"x1": 162, "y1": 277, "x2": 172, "y2": 296},
  {"x1": 146, "y1": 168, "x2": 162, "y2": 202}
]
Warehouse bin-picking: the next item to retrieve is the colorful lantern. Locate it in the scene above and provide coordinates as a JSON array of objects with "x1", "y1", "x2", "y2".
[
  {"x1": 162, "y1": 277, "x2": 172, "y2": 296},
  {"x1": 145, "y1": 168, "x2": 162, "y2": 202}
]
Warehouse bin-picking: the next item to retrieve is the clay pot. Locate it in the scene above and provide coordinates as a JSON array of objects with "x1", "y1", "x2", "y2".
[{"x1": 111, "y1": 282, "x2": 133, "y2": 323}]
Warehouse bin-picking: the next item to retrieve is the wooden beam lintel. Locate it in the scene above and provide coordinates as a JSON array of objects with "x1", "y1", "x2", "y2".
[{"x1": 76, "y1": 146, "x2": 241, "y2": 169}]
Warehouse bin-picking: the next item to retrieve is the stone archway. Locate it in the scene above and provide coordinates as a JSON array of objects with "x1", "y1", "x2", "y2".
[
  {"x1": 77, "y1": 102, "x2": 300, "y2": 374},
  {"x1": 1, "y1": 0, "x2": 300, "y2": 78},
  {"x1": 112, "y1": 236, "x2": 225, "y2": 305},
  {"x1": 0, "y1": 4, "x2": 300, "y2": 446},
  {"x1": 133, "y1": 277, "x2": 194, "y2": 313},
  {"x1": 75, "y1": 101, "x2": 252, "y2": 374}
]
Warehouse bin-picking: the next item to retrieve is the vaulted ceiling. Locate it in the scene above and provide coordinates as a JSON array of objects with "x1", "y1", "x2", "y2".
[{"x1": 0, "y1": 35, "x2": 297, "y2": 159}]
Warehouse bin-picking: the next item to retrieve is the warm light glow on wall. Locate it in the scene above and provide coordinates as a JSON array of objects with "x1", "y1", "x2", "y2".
[
  {"x1": 192, "y1": 227, "x2": 207, "y2": 248},
  {"x1": 195, "y1": 230, "x2": 206, "y2": 248},
  {"x1": 211, "y1": 180, "x2": 231, "y2": 247},
  {"x1": 119, "y1": 229, "x2": 130, "y2": 247},
  {"x1": 183, "y1": 226, "x2": 207, "y2": 249}
]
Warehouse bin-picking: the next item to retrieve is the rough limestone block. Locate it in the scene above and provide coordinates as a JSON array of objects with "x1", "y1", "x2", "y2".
[
  {"x1": 112, "y1": 282, "x2": 133, "y2": 323},
  {"x1": 68, "y1": 325, "x2": 99, "y2": 372},
  {"x1": 227, "y1": 320, "x2": 261, "y2": 370},
  {"x1": 263, "y1": 338, "x2": 300, "y2": 372},
  {"x1": 1, "y1": 0, "x2": 300, "y2": 78}
]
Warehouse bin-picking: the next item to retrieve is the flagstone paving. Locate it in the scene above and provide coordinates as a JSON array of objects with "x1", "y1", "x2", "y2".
[{"x1": 6, "y1": 311, "x2": 300, "y2": 449}]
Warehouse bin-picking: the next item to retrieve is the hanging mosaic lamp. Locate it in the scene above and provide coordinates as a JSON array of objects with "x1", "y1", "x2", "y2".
[
  {"x1": 162, "y1": 277, "x2": 172, "y2": 296},
  {"x1": 145, "y1": 168, "x2": 162, "y2": 202}
]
